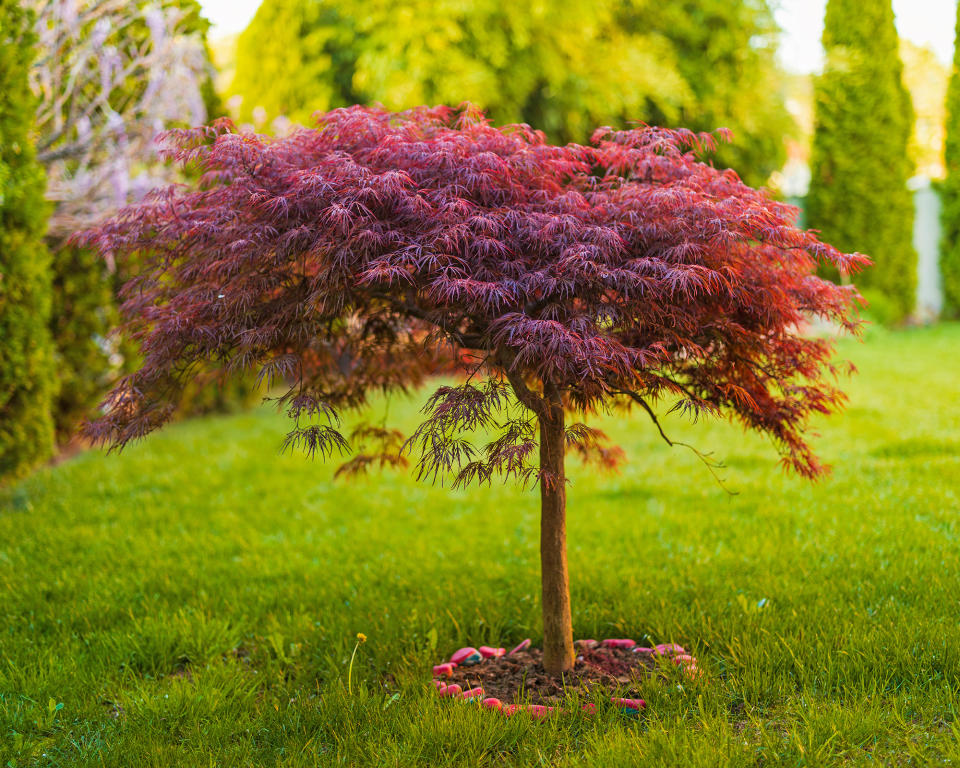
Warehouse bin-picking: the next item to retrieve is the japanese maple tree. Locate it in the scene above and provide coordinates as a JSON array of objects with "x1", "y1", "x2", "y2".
[{"x1": 76, "y1": 105, "x2": 867, "y2": 674}]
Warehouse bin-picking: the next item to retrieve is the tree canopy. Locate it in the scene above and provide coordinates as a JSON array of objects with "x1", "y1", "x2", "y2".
[
  {"x1": 79, "y1": 105, "x2": 865, "y2": 478},
  {"x1": 230, "y1": 0, "x2": 793, "y2": 187}
]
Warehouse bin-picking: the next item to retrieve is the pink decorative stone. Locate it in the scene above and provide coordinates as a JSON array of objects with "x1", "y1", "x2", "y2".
[
  {"x1": 655, "y1": 643, "x2": 686, "y2": 655},
  {"x1": 612, "y1": 697, "x2": 646, "y2": 710},
  {"x1": 433, "y1": 663, "x2": 456, "y2": 677},
  {"x1": 430, "y1": 638, "x2": 676, "y2": 718},
  {"x1": 450, "y1": 647, "x2": 483, "y2": 666},
  {"x1": 432, "y1": 682, "x2": 655, "y2": 717}
]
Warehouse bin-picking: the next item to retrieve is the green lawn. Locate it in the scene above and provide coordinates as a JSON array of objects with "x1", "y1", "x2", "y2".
[{"x1": 3, "y1": 324, "x2": 960, "y2": 767}]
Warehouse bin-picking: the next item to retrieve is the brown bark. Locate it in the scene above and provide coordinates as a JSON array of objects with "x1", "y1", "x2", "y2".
[{"x1": 538, "y1": 382, "x2": 575, "y2": 675}]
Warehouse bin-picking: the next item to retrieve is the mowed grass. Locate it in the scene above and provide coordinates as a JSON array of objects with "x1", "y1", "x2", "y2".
[{"x1": 2, "y1": 324, "x2": 960, "y2": 767}]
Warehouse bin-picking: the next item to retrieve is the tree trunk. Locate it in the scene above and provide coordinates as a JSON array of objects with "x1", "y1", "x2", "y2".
[{"x1": 538, "y1": 384, "x2": 575, "y2": 675}]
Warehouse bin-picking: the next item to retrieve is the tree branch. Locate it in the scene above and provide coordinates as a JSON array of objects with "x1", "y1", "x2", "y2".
[
  {"x1": 613, "y1": 388, "x2": 737, "y2": 495},
  {"x1": 502, "y1": 360, "x2": 547, "y2": 418}
]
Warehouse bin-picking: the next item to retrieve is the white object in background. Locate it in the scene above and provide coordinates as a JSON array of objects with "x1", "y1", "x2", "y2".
[{"x1": 908, "y1": 176, "x2": 943, "y2": 321}]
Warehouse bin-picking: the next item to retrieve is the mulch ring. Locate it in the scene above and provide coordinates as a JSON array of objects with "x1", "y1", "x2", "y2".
[{"x1": 432, "y1": 639, "x2": 700, "y2": 719}]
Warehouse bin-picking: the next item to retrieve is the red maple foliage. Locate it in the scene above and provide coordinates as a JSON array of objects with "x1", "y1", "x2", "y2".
[{"x1": 75, "y1": 105, "x2": 868, "y2": 673}]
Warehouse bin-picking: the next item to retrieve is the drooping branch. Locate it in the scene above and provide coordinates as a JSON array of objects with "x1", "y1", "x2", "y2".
[
  {"x1": 614, "y1": 388, "x2": 737, "y2": 494},
  {"x1": 565, "y1": 423, "x2": 626, "y2": 472},
  {"x1": 451, "y1": 416, "x2": 539, "y2": 490}
]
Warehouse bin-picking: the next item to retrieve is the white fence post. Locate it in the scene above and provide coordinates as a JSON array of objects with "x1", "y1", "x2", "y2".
[{"x1": 909, "y1": 176, "x2": 943, "y2": 321}]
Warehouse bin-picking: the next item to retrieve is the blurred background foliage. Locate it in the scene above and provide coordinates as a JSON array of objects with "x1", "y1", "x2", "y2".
[{"x1": 229, "y1": 0, "x2": 793, "y2": 187}]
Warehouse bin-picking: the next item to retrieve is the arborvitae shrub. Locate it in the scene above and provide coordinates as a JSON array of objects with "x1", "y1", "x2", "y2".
[
  {"x1": 807, "y1": 0, "x2": 916, "y2": 323},
  {"x1": 940, "y1": 3, "x2": 960, "y2": 317},
  {"x1": 0, "y1": 0, "x2": 56, "y2": 481}
]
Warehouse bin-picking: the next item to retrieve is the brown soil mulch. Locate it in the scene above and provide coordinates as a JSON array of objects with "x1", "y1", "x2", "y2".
[{"x1": 442, "y1": 645, "x2": 669, "y2": 706}]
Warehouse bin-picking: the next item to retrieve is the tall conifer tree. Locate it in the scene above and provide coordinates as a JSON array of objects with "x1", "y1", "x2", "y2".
[
  {"x1": 0, "y1": 0, "x2": 55, "y2": 481},
  {"x1": 940, "y1": 3, "x2": 960, "y2": 317},
  {"x1": 807, "y1": 0, "x2": 916, "y2": 322}
]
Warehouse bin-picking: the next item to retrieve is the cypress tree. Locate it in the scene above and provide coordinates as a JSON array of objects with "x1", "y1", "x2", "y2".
[
  {"x1": 807, "y1": 0, "x2": 916, "y2": 323},
  {"x1": 940, "y1": 3, "x2": 960, "y2": 317},
  {"x1": 0, "y1": 0, "x2": 56, "y2": 481}
]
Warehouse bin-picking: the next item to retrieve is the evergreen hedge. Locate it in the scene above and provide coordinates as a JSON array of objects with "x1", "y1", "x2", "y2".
[
  {"x1": 0, "y1": 0, "x2": 56, "y2": 481},
  {"x1": 807, "y1": 0, "x2": 916, "y2": 323},
  {"x1": 941, "y1": 3, "x2": 960, "y2": 317}
]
